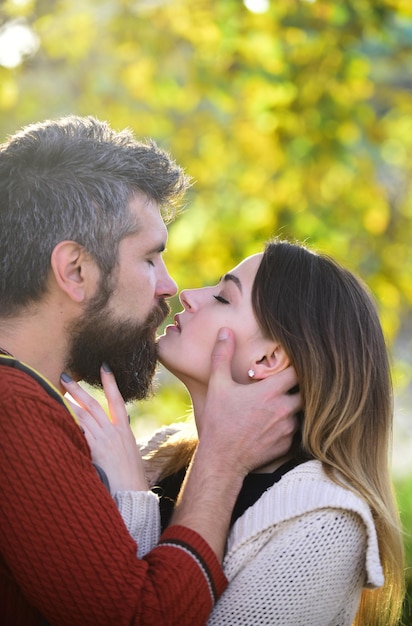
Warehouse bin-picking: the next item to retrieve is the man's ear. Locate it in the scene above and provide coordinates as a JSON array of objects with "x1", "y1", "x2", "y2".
[
  {"x1": 50, "y1": 241, "x2": 95, "y2": 303},
  {"x1": 251, "y1": 344, "x2": 290, "y2": 380}
]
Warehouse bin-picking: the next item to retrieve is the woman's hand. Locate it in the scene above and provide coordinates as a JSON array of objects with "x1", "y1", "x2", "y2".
[{"x1": 61, "y1": 365, "x2": 148, "y2": 494}]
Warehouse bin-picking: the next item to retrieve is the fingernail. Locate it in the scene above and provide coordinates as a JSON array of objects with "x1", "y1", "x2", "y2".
[
  {"x1": 101, "y1": 362, "x2": 112, "y2": 373},
  {"x1": 61, "y1": 372, "x2": 73, "y2": 383},
  {"x1": 218, "y1": 328, "x2": 229, "y2": 340}
]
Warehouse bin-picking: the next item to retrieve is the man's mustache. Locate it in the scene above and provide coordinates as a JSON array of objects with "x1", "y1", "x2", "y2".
[{"x1": 145, "y1": 298, "x2": 171, "y2": 329}]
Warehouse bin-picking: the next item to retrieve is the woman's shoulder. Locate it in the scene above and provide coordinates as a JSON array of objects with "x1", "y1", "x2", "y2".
[
  {"x1": 265, "y1": 459, "x2": 373, "y2": 520},
  {"x1": 232, "y1": 462, "x2": 380, "y2": 558},
  {"x1": 283, "y1": 458, "x2": 334, "y2": 481},
  {"x1": 227, "y1": 459, "x2": 384, "y2": 588}
]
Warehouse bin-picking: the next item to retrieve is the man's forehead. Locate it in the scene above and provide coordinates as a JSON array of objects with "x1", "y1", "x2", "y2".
[{"x1": 127, "y1": 195, "x2": 168, "y2": 238}]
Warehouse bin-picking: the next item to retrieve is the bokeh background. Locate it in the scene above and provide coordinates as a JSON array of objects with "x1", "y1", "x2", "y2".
[{"x1": 1, "y1": 0, "x2": 411, "y2": 620}]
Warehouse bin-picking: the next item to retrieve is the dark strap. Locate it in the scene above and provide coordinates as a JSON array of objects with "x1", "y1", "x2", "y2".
[
  {"x1": 0, "y1": 354, "x2": 71, "y2": 412},
  {"x1": 92, "y1": 463, "x2": 111, "y2": 493}
]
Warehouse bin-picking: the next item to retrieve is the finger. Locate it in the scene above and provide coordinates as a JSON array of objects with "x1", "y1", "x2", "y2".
[
  {"x1": 261, "y1": 375, "x2": 302, "y2": 420},
  {"x1": 286, "y1": 388, "x2": 302, "y2": 414},
  {"x1": 275, "y1": 413, "x2": 300, "y2": 455},
  {"x1": 100, "y1": 365, "x2": 129, "y2": 427},
  {"x1": 61, "y1": 374, "x2": 110, "y2": 427},
  {"x1": 65, "y1": 398, "x2": 105, "y2": 441},
  {"x1": 65, "y1": 397, "x2": 87, "y2": 422},
  {"x1": 279, "y1": 412, "x2": 300, "y2": 439},
  {"x1": 255, "y1": 365, "x2": 301, "y2": 398},
  {"x1": 209, "y1": 327, "x2": 235, "y2": 383}
]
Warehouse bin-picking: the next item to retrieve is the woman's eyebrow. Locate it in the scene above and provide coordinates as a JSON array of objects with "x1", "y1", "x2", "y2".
[{"x1": 222, "y1": 273, "x2": 242, "y2": 293}]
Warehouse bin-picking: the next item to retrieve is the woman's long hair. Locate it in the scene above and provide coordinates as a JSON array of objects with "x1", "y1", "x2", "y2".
[
  {"x1": 146, "y1": 238, "x2": 405, "y2": 625},
  {"x1": 252, "y1": 239, "x2": 404, "y2": 625}
]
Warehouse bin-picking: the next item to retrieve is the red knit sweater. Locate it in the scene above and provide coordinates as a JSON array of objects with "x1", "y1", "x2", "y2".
[{"x1": 0, "y1": 357, "x2": 227, "y2": 625}]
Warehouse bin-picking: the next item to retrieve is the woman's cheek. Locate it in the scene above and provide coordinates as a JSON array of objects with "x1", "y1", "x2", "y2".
[{"x1": 230, "y1": 350, "x2": 250, "y2": 385}]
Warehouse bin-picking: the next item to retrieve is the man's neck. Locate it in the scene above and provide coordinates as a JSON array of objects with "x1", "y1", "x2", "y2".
[
  {"x1": 0, "y1": 308, "x2": 70, "y2": 391},
  {"x1": 0, "y1": 346, "x2": 14, "y2": 357}
]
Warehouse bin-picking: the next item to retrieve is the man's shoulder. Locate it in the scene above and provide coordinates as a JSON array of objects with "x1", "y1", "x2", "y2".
[
  {"x1": 0, "y1": 355, "x2": 83, "y2": 445},
  {"x1": 0, "y1": 355, "x2": 66, "y2": 410}
]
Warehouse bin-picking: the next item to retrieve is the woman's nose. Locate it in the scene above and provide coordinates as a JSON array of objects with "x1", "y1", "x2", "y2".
[
  {"x1": 179, "y1": 288, "x2": 193, "y2": 311},
  {"x1": 179, "y1": 288, "x2": 204, "y2": 311}
]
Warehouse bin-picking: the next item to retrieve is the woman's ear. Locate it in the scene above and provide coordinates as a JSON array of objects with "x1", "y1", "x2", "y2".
[
  {"x1": 50, "y1": 241, "x2": 96, "y2": 303},
  {"x1": 251, "y1": 344, "x2": 290, "y2": 380}
]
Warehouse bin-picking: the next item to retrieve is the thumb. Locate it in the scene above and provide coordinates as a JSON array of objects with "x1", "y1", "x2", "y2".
[{"x1": 209, "y1": 327, "x2": 235, "y2": 382}]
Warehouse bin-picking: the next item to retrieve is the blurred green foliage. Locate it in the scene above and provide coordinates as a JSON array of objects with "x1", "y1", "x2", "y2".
[
  {"x1": 1, "y1": 0, "x2": 411, "y2": 340},
  {"x1": 396, "y1": 476, "x2": 412, "y2": 624},
  {"x1": 1, "y1": 1, "x2": 412, "y2": 620},
  {"x1": 1, "y1": 0, "x2": 411, "y2": 429}
]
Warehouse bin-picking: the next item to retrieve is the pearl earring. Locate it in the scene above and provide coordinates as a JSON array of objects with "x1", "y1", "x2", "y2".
[{"x1": 247, "y1": 369, "x2": 255, "y2": 379}]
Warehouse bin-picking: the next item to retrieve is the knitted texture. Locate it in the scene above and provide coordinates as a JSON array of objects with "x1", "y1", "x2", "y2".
[
  {"x1": 0, "y1": 360, "x2": 227, "y2": 626},
  {"x1": 140, "y1": 427, "x2": 383, "y2": 626},
  {"x1": 114, "y1": 491, "x2": 161, "y2": 558},
  {"x1": 208, "y1": 461, "x2": 383, "y2": 626}
]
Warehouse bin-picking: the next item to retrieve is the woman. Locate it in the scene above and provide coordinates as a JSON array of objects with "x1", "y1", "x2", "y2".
[{"x1": 63, "y1": 239, "x2": 405, "y2": 625}]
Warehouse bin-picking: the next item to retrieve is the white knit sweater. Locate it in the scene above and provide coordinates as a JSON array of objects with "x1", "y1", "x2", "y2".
[
  {"x1": 207, "y1": 460, "x2": 383, "y2": 626},
  {"x1": 113, "y1": 490, "x2": 160, "y2": 558},
  {"x1": 120, "y1": 426, "x2": 383, "y2": 625}
]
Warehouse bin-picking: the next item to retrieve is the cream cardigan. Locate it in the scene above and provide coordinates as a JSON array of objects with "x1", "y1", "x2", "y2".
[
  {"x1": 119, "y1": 427, "x2": 383, "y2": 625},
  {"x1": 207, "y1": 460, "x2": 383, "y2": 625}
]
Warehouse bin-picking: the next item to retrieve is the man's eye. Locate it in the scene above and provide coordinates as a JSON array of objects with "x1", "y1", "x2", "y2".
[
  {"x1": 147, "y1": 259, "x2": 155, "y2": 267},
  {"x1": 213, "y1": 295, "x2": 229, "y2": 304}
]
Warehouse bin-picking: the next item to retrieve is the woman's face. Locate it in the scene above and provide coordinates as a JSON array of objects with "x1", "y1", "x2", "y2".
[{"x1": 157, "y1": 253, "x2": 278, "y2": 390}]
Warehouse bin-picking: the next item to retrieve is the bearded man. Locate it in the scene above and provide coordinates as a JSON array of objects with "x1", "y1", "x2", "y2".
[{"x1": 0, "y1": 115, "x2": 299, "y2": 625}]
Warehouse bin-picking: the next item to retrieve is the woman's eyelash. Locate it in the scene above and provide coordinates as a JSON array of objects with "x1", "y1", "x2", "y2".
[{"x1": 213, "y1": 295, "x2": 229, "y2": 304}]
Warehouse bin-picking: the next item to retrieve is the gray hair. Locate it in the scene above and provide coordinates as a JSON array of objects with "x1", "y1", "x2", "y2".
[{"x1": 0, "y1": 115, "x2": 190, "y2": 315}]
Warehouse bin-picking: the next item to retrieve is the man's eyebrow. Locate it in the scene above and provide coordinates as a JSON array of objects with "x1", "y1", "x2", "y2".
[
  {"x1": 222, "y1": 273, "x2": 242, "y2": 293},
  {"x1": 147, "y1": 242, "x2": 166, "y2": 254}
]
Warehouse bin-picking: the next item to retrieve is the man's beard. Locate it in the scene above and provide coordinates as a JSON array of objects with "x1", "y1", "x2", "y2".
[{"x1": 66, "y1": 285, "x2": 170, "y2": 402}]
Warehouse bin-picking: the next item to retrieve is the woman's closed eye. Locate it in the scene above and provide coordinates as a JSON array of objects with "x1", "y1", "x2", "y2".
[{"x1": 213, "y1": 294, "x2": 230, "y2": 304}]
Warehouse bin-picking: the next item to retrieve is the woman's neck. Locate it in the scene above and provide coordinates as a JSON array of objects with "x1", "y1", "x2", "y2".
[{"x1": 186, "y1": 384, "x2": 207, "y2": 429}]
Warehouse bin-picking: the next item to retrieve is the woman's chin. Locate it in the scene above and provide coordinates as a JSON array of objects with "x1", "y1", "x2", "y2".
[
  {"x1": 156, "y1": 348, "x2": 180, "y2": 379},
  {"x1": 156, "y1": 335, "x2": 169, "y2": 360}
]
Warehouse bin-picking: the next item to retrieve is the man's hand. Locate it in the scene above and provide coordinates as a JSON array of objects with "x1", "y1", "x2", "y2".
[
  {"x1": 198, "y1": 327, "x2": 300, "y2": 476},
  {"x1": 171, "y1": 328, "x2": 301, "y2": 562}
]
